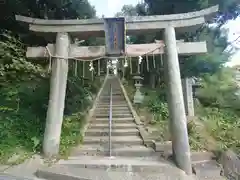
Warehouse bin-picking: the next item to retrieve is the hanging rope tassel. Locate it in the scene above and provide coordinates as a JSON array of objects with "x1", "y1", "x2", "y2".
[
  {"x1": 161, "y1": 43, "x2": 165, "y2": 67},
  {"x1": 74, "y1": 60, "x2": 78, "y2": 76},
  {"x1": 98, "y1": 59, "x2": 100, "y2": 76},
  {"x1": 130, "y1": 56, "x2": 132, "y2": 74},
  {"x1": 138, "y1": 56, "x2": 142, "y2": 74},
  {"x1": 160, "y1": 53, "x2": 163, "y2": 67},
  {"x1": 48, "y1": 56, "x2": 52, "y2": 73},
  {"x1": 83, "y1": 61, "x2": 85, "y2": 78},
  {"x1": 124, "y1": 56, "x2": 128, "y2": 67},
  {"x1": 92, "y1": 70, "x2": 94, "y2": 81},
  {"x1": 153, "y1": 52, "x2": 156, "y2": 69},
  {"x1": 45, "y1": 46, "x2": 52, "y2": 73},
  {"x1": 89, "y1": 61, "x2": 94, "y2": 81},
  {"x1": 122, "y1": 58, "x2": 125, "y2": 80},
  {"x1": 146, "y1": 55, "x2": 149, "y2": 72}
]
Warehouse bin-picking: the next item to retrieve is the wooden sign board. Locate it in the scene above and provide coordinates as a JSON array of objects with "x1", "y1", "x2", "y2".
[{"x1": 104, "y1": 17, "x2": 126, "y2": 57}]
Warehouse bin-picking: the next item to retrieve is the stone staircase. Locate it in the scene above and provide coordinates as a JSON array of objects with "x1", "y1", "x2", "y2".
[
  {"x1": 1, "y1": 75, "x2": 226, "y2": 180},
  {"x1": 35, "y1": 76, "x2": 195, "y2": 179},
  {"x1": 71, "y1": 76, "x2": 153, "y2": 157}
]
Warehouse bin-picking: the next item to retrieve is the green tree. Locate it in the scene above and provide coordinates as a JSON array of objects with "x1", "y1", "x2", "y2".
[
  {"x1": 116, "y1": 0, "x2": 240, "y2": 82},
  {"x1": 116, "y1": 4, "x2": 138, "y2": 17},
  {"x1": 0, "y1": 0, "x2": 96, "y2": 37}
]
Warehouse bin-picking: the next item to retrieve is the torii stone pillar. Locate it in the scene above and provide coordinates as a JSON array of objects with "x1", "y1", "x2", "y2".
[
  {"x1": 164, "y1": 26, "x2": 192, "y2": 174},
  {"x1": 43, "y1": 32, "x2": 70, "y2": 157}
]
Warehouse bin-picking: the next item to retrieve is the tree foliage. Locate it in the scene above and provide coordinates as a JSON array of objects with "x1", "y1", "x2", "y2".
[
  {"x1": 116, "y1": 0, "x2": 240, "y2": 79},
  {"x1": 0, "y1": 0, "x2": 96, "y2": 45},
  {"x1": 1, "y1": 0, "x2": 96, "y2": 27}
]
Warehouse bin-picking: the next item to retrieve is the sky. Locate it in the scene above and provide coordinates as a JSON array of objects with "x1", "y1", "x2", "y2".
[
  {"x1": 88, "y1": 0, "x2": 140, "y2": 17},
  {"x1": 223, "y1": 17, "x2": 240, "y2": 66},
  {"x1": 88, "y1": 0, "x2": 240, "y2": 66}
]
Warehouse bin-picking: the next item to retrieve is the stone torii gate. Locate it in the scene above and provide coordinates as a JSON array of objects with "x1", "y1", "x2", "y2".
[{"x1": 15, "y1": 5, "x2": 218, "y2": 175}]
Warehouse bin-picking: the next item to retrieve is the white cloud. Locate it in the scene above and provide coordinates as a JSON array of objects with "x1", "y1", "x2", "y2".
[
  {"x1": 224, "y1": 17, "x2": 240, "y2": 67},
  {"x1": 107, "y1": 0, "x2": 121, "y2": 10},
  {"x1": 106, "y1": 0, "x2": 122, "y2": 17}
]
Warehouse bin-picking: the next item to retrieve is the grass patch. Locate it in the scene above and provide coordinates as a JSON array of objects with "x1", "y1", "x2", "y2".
[
  {"x1": 0, "y1": 76, "x2": 101, "y2": 165},
  {"x1": 0, "y1": 100, "x2": 46, "y2": 165},
  {"x1": 196, "y1": 106, "x2": 240, "y2": 154},
  {"x1": 187, "y1": 119, "x2": 209, "y2": 151},
  {"x1": 59, "y1": 112, "x2": 87, "y2": 158}
]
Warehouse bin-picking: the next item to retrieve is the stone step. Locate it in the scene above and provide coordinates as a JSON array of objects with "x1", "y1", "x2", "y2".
[
  {"x1": 96, "y1": 107, "x2": 129, "y2": 110},
  {"x1": 96, "y1": 107, "x2": 130, "y2": 110},
  {"x1": 100, "y1": 95, "x2": 124, "y2": 98},
  {"x1": 193, "y1": 160, "x2": 224, "y2": 179},
  {"x1": 83, "y1": 136, "x2": 143, "y2": 145},
  {"x1": 94, "y1": 111, "x2": 131, "y2": 114},
  {"x1": 0, "y1": 174, "x2": 44, "y2": 180},
  {"x1": 101, "y1": 93, "x2": 122, "y2": 96},
  {"x1": 92, "y1": 117, "x2": 135, "y2": 120},
  {"x1": 93, "y1": 114, "x2": 133, "y2": 118},
  {"x1": 100, "y1": 94, "x2": 124, "y2": 96},
  {"x1": 89, "y1": 123, "x2": 137, "y2": 129},
  {"x1": 95, "y1": 110, "x2": 131, "y2": 114},
  {"x1": 91, "y1": 117, "x2": 135, "y2": 123},
  {"x1": 97, "y1": 104, "x2": 128, "y2": 107},
  {"x1": 94, "y1": 113, "x2": 132, "y2": 117},
  {"x1": 154, "y1": 142, "x2": 218, "y2": 162},
  {"x1": 100, "y1": 98, "x2": 125, "y2": 100},
  {"x1": 71, "y1": 145, "x2": 156, "y2": 157},
  {"x1": 96, "y1": 103, "x2": 129, "y2": 109},
  {"x1": 191, "y1": 152, "x2": 217, "y2": 162},
  {"x1": 95, "y1": 106, "x2": 129, "y2": 109},
  {"x1": 90, "y1": 120, "x2": 135, "y2": 124},
  {"x1": 36, "y1": 164, "x2": 196, "y2": 180},
  {"x1": 99, "y1": 100, "x2": 126, "y2": 103},
  {"x1": 97, "y1": 103, "x2": 127, "y2": 106},
  {"x1": 85, "y1": 128, "x2": 139, "y2": 136},
  {"x1": 99, "y1": 96, "x2": 125, "y2": 98},
  {"x1": 99, "y1": 97, "x2": 125, "y2": 99},
  {"x1": 56, "y1": 156, "x2": 180, "y2": 173},
  {"x1": 98, "y1": 101, "x2": 126, "y2": 104}
]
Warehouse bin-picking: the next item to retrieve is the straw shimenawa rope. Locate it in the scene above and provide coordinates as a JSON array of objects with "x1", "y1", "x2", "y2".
[{"x1": 44, "y1": 42, "x2": 165, "y2": 71}]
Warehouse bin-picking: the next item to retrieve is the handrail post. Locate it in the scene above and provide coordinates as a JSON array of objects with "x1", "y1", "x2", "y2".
[{"x1": 109, "y1": 84, "x2": 112, "y2": 157}]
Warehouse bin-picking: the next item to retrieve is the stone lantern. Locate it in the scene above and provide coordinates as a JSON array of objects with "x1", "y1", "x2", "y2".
[{"x1": 133, "y1": 75, "x2": 144, "y2": 104}]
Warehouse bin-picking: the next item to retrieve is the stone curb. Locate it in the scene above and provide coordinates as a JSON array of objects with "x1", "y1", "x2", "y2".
[
  {"x1": 117, "y1": 79, "x2": 155, "y2": 149},
  {"x1": 219, "y1": 150, "x2": 240, "y2": 179},
  {"x1": 138, "y1": 126, "x2": 153, "y2": 147},
  {"x1": 81, "y1": 75, "x2": 109, "y2": 139},
  {"x1": 118, "y1": 78, "x2": 142, "y2": 125}
]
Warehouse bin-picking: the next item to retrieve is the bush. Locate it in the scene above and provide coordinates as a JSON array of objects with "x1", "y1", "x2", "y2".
[
  {"x1": 148, "y1": 100, "x2": 169, "y2": 121},
  {"x1": 196, "y1": 68, "x2": 240, "y2": 153},
  {"x1": 196, "y1": 68, "x2": 240, "y2": 110},
  {"x1": 198, "y1": 107, "x2": 240, "y2": 153}
]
